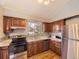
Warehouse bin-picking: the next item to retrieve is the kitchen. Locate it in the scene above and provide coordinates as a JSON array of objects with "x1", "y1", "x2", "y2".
[
  {"x1": 2, "y1": 16, "x2": 64, "y2": 59},
  {"x1": 0, "y1": 0, "x2": 79, "y2": 59}
]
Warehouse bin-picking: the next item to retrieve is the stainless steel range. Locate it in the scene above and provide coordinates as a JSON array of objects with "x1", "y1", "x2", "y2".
[{"x1": 9, "y1": 35, "x2": 27, "y2": 59}]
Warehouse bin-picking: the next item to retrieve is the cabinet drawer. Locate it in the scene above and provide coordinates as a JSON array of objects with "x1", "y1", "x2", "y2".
[{"x1": 55, "y1": 41, "x2": 61, "y2": 48}]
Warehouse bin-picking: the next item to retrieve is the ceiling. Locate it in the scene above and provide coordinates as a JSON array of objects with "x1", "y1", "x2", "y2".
[{"x1": 0, "y1": 0, "x2": 79, "y2": 22}]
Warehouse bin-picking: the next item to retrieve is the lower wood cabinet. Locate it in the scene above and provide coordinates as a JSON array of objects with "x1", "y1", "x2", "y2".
[
  {"x1": 27, "y1": 39, "x2": 61, "y2": 57},
  {"x1": 49, "y1": 40, "x2": 61, "y2": 55},
  {"x1": 0, "y1": 47, "x2": 9, "y2": 59},
  {"x1": 27, "y1": 39, "x2": 49, "y2": 57}
]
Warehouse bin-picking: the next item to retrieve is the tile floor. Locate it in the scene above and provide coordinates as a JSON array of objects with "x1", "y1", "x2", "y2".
[{"x1": 28, "y1": 50, "x2": 61, "y2": 59}]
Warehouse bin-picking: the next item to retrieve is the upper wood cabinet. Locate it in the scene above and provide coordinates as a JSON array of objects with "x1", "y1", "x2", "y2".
[
  {"x1": 3, "y1": 16, "x2": 26, "y2": 33},
  {"x1": 53, "y1": 20, "x2": 65, "y2": 32},
  {"x1": 44, "y1": 20, "x2": 65, "y2": 32},
  {"x1": 3, "y1": 16, "x2": 11, "y2": 33},
  {"x1": 11, "y1": 17, "x2": 26, "y2": 27},
  {"x1": 44, "y1": 23, "x2": 53, "y2": 32}
]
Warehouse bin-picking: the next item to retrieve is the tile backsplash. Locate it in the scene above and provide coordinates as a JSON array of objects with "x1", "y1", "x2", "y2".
[
  {"x1": 50, "y1": 32, "x2": 63, "y2": 39},
  {"x1": 9, "y1": 29, "x2": 27, "y2": 36}
]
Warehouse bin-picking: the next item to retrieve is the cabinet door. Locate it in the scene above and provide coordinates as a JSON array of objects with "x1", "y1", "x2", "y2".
[
  {"x1": 11, "y1": 18, "x2": 18, "y2": 27},
  {"x1": 19, "y1": 20, "x2": 26, "y2": 27},
  {"x1": 44, "y1": 23, "x2": 53, "y2": 32},
  {"x1": 49, "y1": 40, "x2": 61, "y2": 55},
  {"x1": 54, "y1": 41, "x2": 61, "y2": 55},
  {"x1": 59, "y1": 20, "x2": 65, "y2": 32},
  {"x1": 27, "y1": 42, "x2": 33, "y2": 57},
  {"x1": 0, "y1": 47, "x2": 9, "y2": 59},
  {"x1": 32, "y1": 41, "x2": 38, "y2": 55},
  {"x1": 37, "y1": 41, "x2": 43, "y2": 53},
  {"x1": 53, "y1": 22, "x2": 60, "y2": 32},
  {"x1": 52, "y1": 20, "x2": 65, "y2": 32},
  {"x1": 27, "y1": 42, "x2": 38, "y2": 57},
  {"x1": 11, "y1": 17, "x2": 26, "y2": 27},
  {"x1": 3, "y1": 16, "x2": 11, "y2": 33},
  {"x1": 51, "y1": 40, "x2": 55, "y2": 51},
  {"x1": 44, "y1": 23, "x2": 49, "y2": 32}
]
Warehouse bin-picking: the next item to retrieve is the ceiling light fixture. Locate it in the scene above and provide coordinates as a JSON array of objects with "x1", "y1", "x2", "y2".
[
  {"x1": 38, "y1": 0, "x2": 54, "y2": 5},
  {"x1": 38, "y1": 0, "x2": 43, "y2": 3}
]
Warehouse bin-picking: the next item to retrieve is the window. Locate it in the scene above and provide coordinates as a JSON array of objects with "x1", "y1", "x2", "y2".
[{"x1": 28, "y1": 21, "x2": 43, "y2": 36}]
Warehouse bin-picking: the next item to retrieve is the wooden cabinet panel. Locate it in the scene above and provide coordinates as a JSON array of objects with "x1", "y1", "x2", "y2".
[
  {"x1": 32, "y1": 41, "x2": 38, "y2": 55},
  {"x1": 44, "y1": 23, "x2": 53, "y2": 32},
  {"x1": 27, "y1": 39, "x2": 61, "y2": 56},
  {"x1": 49, "y1": 40, "x2": 55, "y2": 51},
  {"x1": 53, "y1": 20, "x2": 65, "y2": 32},
  {"x1": 3, "y1": 16, "x2": 11, "y2": 33},
  {"x1": 37, "y1": 41, "x2": 43, "y2": 53},
  {"x1": 27, "y1": 41, "x2": 38, "y2": 57},
  {"x1": 19, "y1": 19, "x2": 26, "y2": 27},
  {"x1": 11, "y1": 18, "x2": 18, "y2": 27},
  {"x1": 3, "y1": 16, "x2": 26, "y2": 33},
  {"x1": 44, "y1": 20, "x2": 65, "y2": 32},
  {"x1": 27, "y1": 39, "x2": 49, "y2": 57},
  {"x1": 11, "y1": 17, "x2": 26, "y2": 27},
  {"x1": 27, "y1": 42, "x2": 33, "y2": 57},
  {"x1": 54, "y1": 41, "x2": 61, "y2": 55},
  {"x1": 49, "y1": 40, "x2": 61, "y2": 55},
  {"x1": 0, "y1": 47, "x2": 9, "y2": 59}
]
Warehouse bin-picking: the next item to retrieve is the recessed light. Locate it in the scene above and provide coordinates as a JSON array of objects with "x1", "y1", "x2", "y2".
[
  {"x1": 51, "y1": 0, "x2": 54, "y2": 2},
  {"x1": 38, "y1": 0, "x2": 43, "y2": 3},
  {"x1": 38, "y1": 0, "x2": 54, "y2": 5},
  {"x1": 44, "y1": 0, "x2": 50, "y2": 5}
]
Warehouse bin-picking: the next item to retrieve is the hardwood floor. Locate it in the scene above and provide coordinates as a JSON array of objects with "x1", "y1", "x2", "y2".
[
  {"x1": 28, "y1": 50, "x2": 61, "y2": 59},
  {"x1": 14, "y1": 50, "x2": 61, "y2": 59},
  {"x1": 13, "y1": 52, "x2": 27, "y2": 59}
]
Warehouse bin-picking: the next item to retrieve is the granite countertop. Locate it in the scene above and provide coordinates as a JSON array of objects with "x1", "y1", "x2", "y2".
[
  {"x1": 26, "y1": 37, "x2": 62, "y2": 42},
  {"x1": 0, "y1": 38, "x2": 12, "y2": 47},
  {"x1": 0, "y1": 37, "x2": 61, "y2": 47}
]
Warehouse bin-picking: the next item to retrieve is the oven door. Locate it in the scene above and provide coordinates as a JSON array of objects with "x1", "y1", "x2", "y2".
[{"x1": 14, "y1": 44, "x2": 27, "y2": 54}]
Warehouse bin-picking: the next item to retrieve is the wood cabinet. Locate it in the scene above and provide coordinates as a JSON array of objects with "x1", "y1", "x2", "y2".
[
  {"x1": 27, "y1": 39, "x2": 49, "y2": 57},
  {"x1": 49, "y1": 40, "x2": 61, "y2": 55},
  {"x1": 3, "y1": 16, "x2": 11, "y2": 33},
  {"x1": 36, "y1": 40, "x2": 43, "y2": 53},
  {"x1": 11, "y1": 17, "x2": 26, "y2": 27},
  {"x1": 53, "y1": 20, "x2": 65, "y2": 32},
  {"x1": 27, "y1": 42, "x2": 34, "y2": 57},
  {"x1": 44, "y1": 23, "x2": 53, "y2": 32},
  {"x1": 27, "y1": 41, "x2": 38, "y2": 57},
  {"x1": 37, "y1": 40, "x2": 49, "y2": 53},
  {"x1": 0, "y1": 47, "x2": 9, "y2": 59},
  {"x1": 49, "y1": 40, "x2": 55, "y2": 51},
  {"x1": 44, "y1": 20, "x2": 65, "y2": 32},
  {"x1": 54, "y1": 41, "x2": 61, "y2": 55},
  {"x1": 3, "y1": 16, "x2": 26, "y2": 33}
]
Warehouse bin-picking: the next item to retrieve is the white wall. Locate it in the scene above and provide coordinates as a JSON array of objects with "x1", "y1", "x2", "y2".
[
  {"x1": 52, "y1": 0, "x2": 79, "y2": 21},
  {"x1": 0, "y1": 5, "x2": 5, "y2": 40},
  {"x1": 66, "y1": 17, "x2": 79, "y2": 59},
  {"x1": 4, "y1": 9, "x2": 51, "y2": 22}
]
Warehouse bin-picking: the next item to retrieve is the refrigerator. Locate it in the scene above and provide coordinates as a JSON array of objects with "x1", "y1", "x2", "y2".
[{"x1": 66, "y1": 23, "x2": 79, "y2": 59}]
